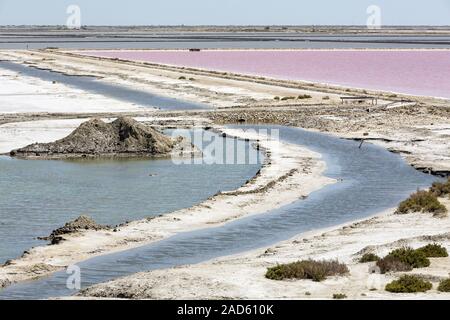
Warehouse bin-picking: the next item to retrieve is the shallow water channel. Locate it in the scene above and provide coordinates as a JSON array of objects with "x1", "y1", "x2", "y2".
[
  {"x1": 0, "y1": 61, "x2": 208, "y2": 110},
  {"x1": 0, "y1": 125, "x2": 438, "y2": 299}
]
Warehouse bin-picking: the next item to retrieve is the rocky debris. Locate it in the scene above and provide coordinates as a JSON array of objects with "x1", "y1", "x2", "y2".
[
  {"x1": 10, "y1": 117, "x2": 197, "y2": 159},
  {"x1": 39, "y1": 215, "x2": 108, "y2": 244}
]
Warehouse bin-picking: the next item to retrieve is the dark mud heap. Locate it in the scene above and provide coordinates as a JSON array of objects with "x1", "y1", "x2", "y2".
[{"x1": 10, "y1": 117, "x2": 194, "y2": 159}]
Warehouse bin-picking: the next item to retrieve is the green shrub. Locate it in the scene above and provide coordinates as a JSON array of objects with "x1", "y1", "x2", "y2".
[
  {"x1": 430, "y1": 178, "x2": 450, "y2": 197},
  {"x1": 297, "y1": 94, "x2": 312, "y2": 99},
  {"x1": 332, "y1": 293, "x2": 347, "y2": 299},
  {"x1": 265, "y1": 259, "x2": 348, "y2": 282},
  {"x1": 274, "y1": 96, "x2": 280, "y2": 100},
  {"x1": 395, "y1": 190, "x2": 447, "y2": 215},
  {"x1": 438, "y1": 278, "x2": 450, "y2": 292},
  {"x1": 415, "y1": 243, "x2": 448, "y2": 258},
  {"x1": 359, "y1": 253, "x2": 380, "y2": 263},
  {"x1": 178, "y1": 76, "x2": 186, "y2": 80},
  {"x1": 385, "y1": 275, "x2": 432, "y2": 293},
  {"x1": 387, "y1": 247, "x2": 430, "y2": 268},
  {"x1": 376, "y1": 255, "x2": 413, "y2": 274}
]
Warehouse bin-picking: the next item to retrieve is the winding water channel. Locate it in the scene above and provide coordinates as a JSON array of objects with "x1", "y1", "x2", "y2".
[
  {"x1": 0, "y1": 125, "x2": 438, "y2": 299},
  {"x1": 0, "y1": 130, "x2": 262, "y2": 264},
  {"x1": 0, "y1": 61, "x2": 208, "y2": 110}
]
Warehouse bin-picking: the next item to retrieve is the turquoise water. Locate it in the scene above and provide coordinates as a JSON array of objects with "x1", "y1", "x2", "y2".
[{"x1": 0, "y1": 130, "x2": 262, "y2": 264}]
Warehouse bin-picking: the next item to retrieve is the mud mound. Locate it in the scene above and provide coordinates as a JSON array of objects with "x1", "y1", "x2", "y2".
[
  {"x1": 10, "y1": 117, "x2": 182, "y2": 159},
  {"x1": 40, "y1": 215, "x2": 108, "y2": 245}
]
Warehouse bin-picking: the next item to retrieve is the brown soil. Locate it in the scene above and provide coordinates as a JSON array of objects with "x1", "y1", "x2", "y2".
[{"x1": 10, "y1": 116, "x2": 177, "y2": 159}]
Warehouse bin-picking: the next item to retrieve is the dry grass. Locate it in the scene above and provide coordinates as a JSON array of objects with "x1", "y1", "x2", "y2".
[{"x1": 265, "y1": 259, "x2": 349, "y2": 282}]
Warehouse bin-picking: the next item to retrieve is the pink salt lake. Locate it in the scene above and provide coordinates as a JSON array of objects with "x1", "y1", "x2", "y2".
[{"x1": 82, "y1": 50, "x2": 450, "y2": 99}]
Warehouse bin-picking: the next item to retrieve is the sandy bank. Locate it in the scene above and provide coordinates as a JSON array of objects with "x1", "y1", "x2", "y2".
[
  {"x1": 79, "y1": 199, "x2": 450, "y2": 300},
  {"x1": 0, "y1": 126, "x2": 333, "y2": 289}
]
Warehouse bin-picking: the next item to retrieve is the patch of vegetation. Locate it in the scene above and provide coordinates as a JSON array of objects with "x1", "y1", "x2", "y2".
[
  {"x1": 280, "y1": 96, "x2": 296, "y2": 101},
  {"x1": 395, "y1": 190, "x2": 447, "y2": 216},
  {"x1": 359, "y1": 253, "x2": 380, "y2": 263},
  {"x1": 189, "y1": 78, "x2": 195, "y2": 81},
  {"x1": 415, "y1": 243, "x2": 448, "y2": 258},
  {"x1": 430, "y1": 178, "x2": 450, "y2": 197},
  {"x1": 387, "y1": 247, "x2": 430, "y2": 269},
  {"x1": 437, "y1": 278, "x2": 450, "y2": 292},
  {"x1": 376, "y1": 255, "x2": 413, "y2": 274},
  {"x1": 385, "y1": 275, "x2": 432, "y2": 293},
  {"x1": 265, "y1": 259, "x2": 349, "y2": 282},
  {"x1": 178, "y1": 76, "x2": 186, "y2": 80},
  {"x1": 332, "y1": 293, "x2": 347, "y2": 299},
  {"x1": 322, "y1": 96, "x2": 330, "y2": 100},
  {"x1": 274, "y1": 96, "x2": 280, "y2": 100},
  {"x1": 297, "y1": 94, "x2": 312, "y2": 99}
]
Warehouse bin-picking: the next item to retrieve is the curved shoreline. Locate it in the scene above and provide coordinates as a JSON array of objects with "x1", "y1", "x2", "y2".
[
  {"x1": 79, "y1": 201, "x2": 450, "y2": 300},
  {"x1": 65, "y1": 49, "x2": 450, "y2": 104},
  {"x1": 1, "y1": 50, "x2": 449, "y2": 297},
  {"x1": 0, "y1": 126, "x2": 333, "y2": 289}
]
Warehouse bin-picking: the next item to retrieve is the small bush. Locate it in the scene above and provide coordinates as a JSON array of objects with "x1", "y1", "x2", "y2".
[
  {"x1": 438, "y1": 278, "x2": 450, "y2": 292},
  {"x1": 322, "y1": 96, "x2": 330, "y2": 100},
  {"x1": 297, "y1": 94, "x2": 312, "y2": 99},
  {"x1": 385, "y1": 275, "x2": 432, "y2": 293},
  {"x1": 332, "y1": 293, "x2": 347, "y2": 299},
  {"x1": 274, "y1": 96, "x2": 280, "y2": 100},
  {"x1": 280, "y1": 96, "x2": 296, "y2": 101},
  {"x1": 430, "y1": 178, "x2": 450, "y2": 197},
  {"x1": 415, "y1": 243, "x2": 448, "y2": 258},
  {"x1": 395, "y1": 190, "x2": 447, "y2": 215},
  {"x1": 377, "y1": 255, "x2": 413, "y2": 274},
  {"x1": 265, "y1": 259, "x2": 348, "y2": 282},
  {"x1": 178, "y1": 76, "x2": 186, "y2": 80},
  {"x1": 387, "y1": 247, "x2": 430, "y2": 269},
  {"x1": 359, "y1": 253, "x2": 380, "y2": 263}
]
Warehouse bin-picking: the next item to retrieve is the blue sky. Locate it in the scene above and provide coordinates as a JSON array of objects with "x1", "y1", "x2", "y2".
[{"x1": 0, "y1": 0, "x2": 449, "y2": 25}]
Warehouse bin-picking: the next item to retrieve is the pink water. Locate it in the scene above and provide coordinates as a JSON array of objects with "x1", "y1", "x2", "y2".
[{"x1": 82, "y1": 50, "x2": 450, "y2": 99}]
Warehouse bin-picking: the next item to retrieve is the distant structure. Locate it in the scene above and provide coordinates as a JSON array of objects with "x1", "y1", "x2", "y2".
[
  {"x1": 340, "y1": 96, "x2": 378, "y2": 105},
  {"x1": 189, "y1": 48, "x2": 201, "y2": 52}
]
